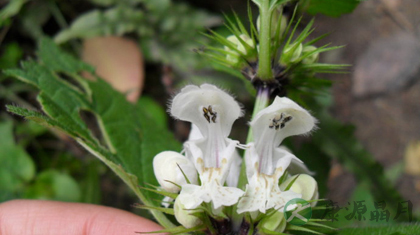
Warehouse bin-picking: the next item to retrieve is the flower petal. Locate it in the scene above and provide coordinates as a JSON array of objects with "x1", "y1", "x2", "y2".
[
  {"x1": 153, "y1": 151, "x2": 198, "y2": 193},
  {"x1": 178, "y1": 180, "x2": 244, "y2": 210},
  {"x1": 178, "y1": 184, "x2": 208, "y2": 209},
  {"x1": 188, "y1": 124, "x2": 203, "y2": 141},
  {"x1": 171, "y1": 84, "x2": 242, "y2": 138},
  {"x1": 226, "y1": 152, "x2": 242, "y2": 187},
  {"x1": 279, "y1": 146, "x2": 314, "y2": 175},
  {"x1": 238, "y1": 155, "x2": 301, "y2": 213},
  {"x1": 185, "y1": 138, "x2": 239, "y2": 176},
  {"x1": 251, "y1": 96, "x2": 316, "y2": 147}
]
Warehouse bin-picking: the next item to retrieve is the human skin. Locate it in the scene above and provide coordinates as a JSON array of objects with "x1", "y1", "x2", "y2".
[{"x1": 0, "y1": 200, "x2": 165, "y2": 235}]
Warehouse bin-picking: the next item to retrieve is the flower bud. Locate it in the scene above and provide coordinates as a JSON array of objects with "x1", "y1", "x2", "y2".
[
  {"x1": 174, "y1": 196, "x2": 202, "y2": 228},
  {"x1": 259, "y1": 211, "x2": 286, "y2": 233},
  {"x1": 224, "y1": 34, "x2": 255, "y2": 65},
  {"x1": 280, "y1": 174, "x2": 318, "y2": 206},
  {"x1": 256, "y1": 14, "x2": 287, "y2": 38},
  {"x1": 302, "y1": 45, "x2": 319, "y2": 64},
  {"x1": 280, "y1": 43, "x2": 303, "y2": 65},
  {"x1": 153, "y1": 151, "x2": 197, "y2": 193}
]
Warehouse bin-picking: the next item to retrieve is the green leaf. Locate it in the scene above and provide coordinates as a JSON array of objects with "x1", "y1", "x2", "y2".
[
  {"x1": 19, "y1": 1, "x2": 50, "y2": 39},
  {"x1": 136, "y1": 96, "x2": 168, "y2": 129},
  {"x1": 24, "y1": 170, "x2": 81, "y2": 202},
  {"x1": 0, "y1": 0, "x2": 28, "y2": 26},
  {"x1": 89, "y1": 0, "x2": 124, "y2": 6},
  {"x1": 5, "y1": 38, "x2": 180, "y2": 228},
  {"x1": 338, "y1": 223, "x2": 420, "y2": 235},
  {"x1": 0, "y1": 120, "x2": 35, "y2": 200},
  {"x1": 0, "y1": 43, "x2": 23, "y2": 69},
  {"x1": 304, "y1": 0, "x2": 360, "y2": 17},
  {"x1": 88, "y1": 0, "x2": 170, "y2": 12},
  {"x1": 54, "y1": 6, "x2": 144, "y2": 43}
]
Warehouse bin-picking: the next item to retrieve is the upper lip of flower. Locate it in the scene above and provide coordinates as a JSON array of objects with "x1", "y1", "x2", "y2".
[
  {"x1": 250, "y1": 96, "x2": 317, "y2": 147},
  {"x1": 170, "y1": 84, "x2": 243, "y2": 139},
  {"x1": 248, "y1": 96, "x2": 316, "y2": 176}
]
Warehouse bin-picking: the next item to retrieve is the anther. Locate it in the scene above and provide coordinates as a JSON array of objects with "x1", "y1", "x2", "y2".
[{"x1": 203, "y1": 105, "x2": 217, "y2": 123}]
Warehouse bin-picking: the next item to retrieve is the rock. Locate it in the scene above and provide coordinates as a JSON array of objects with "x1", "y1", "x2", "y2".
[{"x1": 352, "y1": 32, "x2": 420, "y2": 98}]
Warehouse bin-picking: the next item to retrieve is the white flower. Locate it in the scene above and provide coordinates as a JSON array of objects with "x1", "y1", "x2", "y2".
[
  {"x1": 237, "y1": 97, "x2": 316, "y2": 213},
  {"x1": 153, "y1": 151, "x2": 198, "y2": 193},
  {"x1": 171, "y1": 84, "x2": 244, "y2": 209}
]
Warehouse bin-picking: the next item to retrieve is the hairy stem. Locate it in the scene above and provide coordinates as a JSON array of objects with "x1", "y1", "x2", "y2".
[
  {"x1": 256, "y1": 0, "x2": 273, "y2": 80},
  {"x1": 246, "y1": 87, "x2": 270, "y2": 144}
]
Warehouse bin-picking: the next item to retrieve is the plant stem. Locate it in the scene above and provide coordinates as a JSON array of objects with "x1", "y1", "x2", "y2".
[
  {"x1": 256, "y1": 0, "x2": 273, "y2": 80},
  {"x1": 245, "y1": 87, "x2": 270, "y2": 144},
  {"x1": 48, "y1": 1, "x2": 80, "y2": 52}
]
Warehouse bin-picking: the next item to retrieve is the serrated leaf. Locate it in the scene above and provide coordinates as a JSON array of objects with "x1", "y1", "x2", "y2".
[
  {"x1": 38, "y1": 38, "x2": 95, "y2": 74},
  {"x1": 5, "y1": 38, "x2": 181, "y2": 228}
]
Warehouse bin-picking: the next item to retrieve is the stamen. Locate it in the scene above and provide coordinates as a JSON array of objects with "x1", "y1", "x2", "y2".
[
  {"x1": 269, "y1": 113, "x2": 283, "y2": 130},
  {"x1": 203, "y1": 113, "x2": 211, "y2": 123},
  {"x1": 280, "y1": 116, "x2": 292, "y2": 129},
  {"x1": 211, "y1": 113, "x2": 217, "y2": 123},
  {"x1": 268, "y1": 113, "x2": 293, "y2": 130},
  {"x1": 283, "y1": 116, "x2": 293, "y2": 123},
  {"x1": 203, "y1": 106, "x2": 211, "y2": 123},
  {"x1": 202, "y1": 105, "x2": 217, "y2": 123}
]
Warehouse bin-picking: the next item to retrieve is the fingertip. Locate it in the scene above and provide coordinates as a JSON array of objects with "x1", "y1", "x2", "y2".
[{"x1": 0, "y1": 199, "x2": 165, "y2": 235}]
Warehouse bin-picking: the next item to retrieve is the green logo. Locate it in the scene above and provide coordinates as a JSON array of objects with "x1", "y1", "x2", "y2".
[{"x1": 283, "y1": 198, "x2": 312, "y2": 226}]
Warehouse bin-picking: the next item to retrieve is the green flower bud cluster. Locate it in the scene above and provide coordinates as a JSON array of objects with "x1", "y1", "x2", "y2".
[
  {"x1": 224, "y1": 34, "x2": 256, "y2": 67},
  {"x1": 280, "y1": 43, "x2": 319, "y2": 66},
  {"x1": 223, "y1": 10, "x2": 288, "y2": 69}
]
